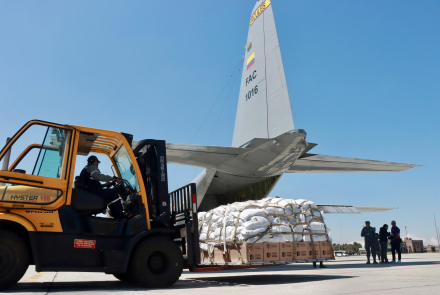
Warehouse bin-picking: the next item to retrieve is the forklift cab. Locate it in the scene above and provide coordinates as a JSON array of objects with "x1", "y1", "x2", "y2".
[
  {"x1": 0, "y1": 120, "x2": 150, "y2": 232},
  {"x1": 0, "y1": 120, "x2": 199, "y2": 290}
]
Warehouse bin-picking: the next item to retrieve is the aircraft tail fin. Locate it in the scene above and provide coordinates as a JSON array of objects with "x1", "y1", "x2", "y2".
[{"x1": 232, "y1": 0, "x2": 294, "y2": 147}]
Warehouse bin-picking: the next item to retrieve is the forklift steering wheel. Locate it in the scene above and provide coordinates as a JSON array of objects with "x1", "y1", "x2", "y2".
[{"x1": 113, "y1": 180, "x2": 124, "y2": 190}]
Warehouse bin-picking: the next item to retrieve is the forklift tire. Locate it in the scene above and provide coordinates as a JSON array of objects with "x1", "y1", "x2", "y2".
[
  {"x1": 129, "y1": 236, "x2": 183, "y2": 288},
  {"x1": 0, "y1": 230, "x2": 30, "y2": 291},
  {"x1": 113, "y1": 273, "x2": 132, "y2": 283}
]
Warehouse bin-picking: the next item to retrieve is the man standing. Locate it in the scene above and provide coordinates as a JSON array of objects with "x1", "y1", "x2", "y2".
[
  {"x1": 379, "y1": 224, "x2": 390, "y2": 263},
  {"x1": 361, "y1": 221, "x2": 378, "y2": 264},
  {"x1": 312, "y1": 261, "x2": 326, "y2": 268},
  {"x1": 390, "y1": 220, "x2": 402, "y2": 263}
]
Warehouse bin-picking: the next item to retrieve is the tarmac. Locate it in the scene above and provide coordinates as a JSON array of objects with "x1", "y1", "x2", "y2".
[{"x1": 5, "y1": 253, "x2": 440, "y2": 295}]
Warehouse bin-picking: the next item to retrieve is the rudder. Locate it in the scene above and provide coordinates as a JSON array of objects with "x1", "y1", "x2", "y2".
[{"x1": 232, "y1": 0, "x2": 294, "y2": 147}]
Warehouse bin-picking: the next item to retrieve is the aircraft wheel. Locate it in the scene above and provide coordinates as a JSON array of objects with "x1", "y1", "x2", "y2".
[
  {"x1": 130, "y1": 236, "x2": 183, "y2": 288},
  {"x1": 0, "y1": 230, "x2": 30, "y2": 291}
]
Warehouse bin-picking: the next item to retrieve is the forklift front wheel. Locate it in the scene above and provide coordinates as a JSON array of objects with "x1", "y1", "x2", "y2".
[
  {"x1": 130, "y1": 236, "x2": 183, "y2": 288},
  {"x1": 0, "y1": 230, "x2": 30, "y2": 291}
]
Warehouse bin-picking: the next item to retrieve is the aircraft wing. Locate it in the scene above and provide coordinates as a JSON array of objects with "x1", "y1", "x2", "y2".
[
  {"x1": 317, "y1": 205, "x2": 397, "y2": 214},
  {"x1": 166, "y1": 143, "x2": 248, "y2": 168},
  {"x1": 288, "y1": 154, "x2": 420, "y2": 173}
]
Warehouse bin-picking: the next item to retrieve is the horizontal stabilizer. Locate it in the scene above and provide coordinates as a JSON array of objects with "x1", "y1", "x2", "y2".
[
  {"x1": 288, "y1": 154, "x2": 420, "y2": 173},
  {"x1": 317, "y1": 205, "x2": 397, "y2": 214},
  {"x1": 166, "y1": 143, "x2": 247, "y2": 168},
  {"x1": 354, "y1": 206, "x2": 398, "y2": 212}
]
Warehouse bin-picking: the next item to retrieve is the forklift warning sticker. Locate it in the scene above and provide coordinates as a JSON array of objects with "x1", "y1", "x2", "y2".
[{"x1": 74, "y1": 239, "x2": 96, "y2": 249}]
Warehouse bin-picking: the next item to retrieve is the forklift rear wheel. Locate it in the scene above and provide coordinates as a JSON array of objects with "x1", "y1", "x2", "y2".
[
  {"x1": 130, "y1": 236, "x2": 183, "y2": 288},
  {"x1": 113, "y1": 273, "x2": 132, "y2": 283},
  {"x1": 0, "y1": 230, "x2": 30, "y2": 291}
]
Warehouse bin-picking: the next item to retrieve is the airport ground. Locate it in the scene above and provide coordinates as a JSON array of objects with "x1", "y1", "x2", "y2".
[{"x1": 5, "y1": 253, "x2": 440, "y2": 295}]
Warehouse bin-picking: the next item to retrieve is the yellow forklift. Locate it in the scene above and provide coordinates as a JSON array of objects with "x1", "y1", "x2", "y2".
[{"x1": 0, "y1": 120, "x2": 199, "y2": 290}]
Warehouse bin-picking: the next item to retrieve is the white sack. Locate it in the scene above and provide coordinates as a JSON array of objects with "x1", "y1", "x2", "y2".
[
  {"x1": 199, "y1": 197, "x2": 331, "y2": 247},
  {"x1": 243, "y1": 216, "x2": 271, "y2": 229}
]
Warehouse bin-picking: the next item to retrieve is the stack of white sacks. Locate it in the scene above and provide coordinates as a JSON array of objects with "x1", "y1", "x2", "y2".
[{"x1": 198, "y1": 197, "x2": 331, "y2": 252}]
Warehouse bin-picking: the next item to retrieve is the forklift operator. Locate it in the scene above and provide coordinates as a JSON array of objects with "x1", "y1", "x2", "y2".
[{"x1": 80, "y1": 155, "x2": 128, "y2": 219}]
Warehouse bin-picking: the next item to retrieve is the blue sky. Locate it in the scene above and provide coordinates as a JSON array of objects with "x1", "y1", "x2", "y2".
[{"x1": 0, "y1": 0, "x2": 439, "y2": 246}]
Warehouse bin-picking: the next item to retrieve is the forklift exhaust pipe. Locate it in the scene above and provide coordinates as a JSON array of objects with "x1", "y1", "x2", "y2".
[{"x1": 0, "y1": 137, "x2": 12, "y2": 186}]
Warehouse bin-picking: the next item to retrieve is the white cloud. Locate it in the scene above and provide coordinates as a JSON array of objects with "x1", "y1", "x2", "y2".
[{"x1": 430, "y1": 237, "x2": 439, "y2": 245}]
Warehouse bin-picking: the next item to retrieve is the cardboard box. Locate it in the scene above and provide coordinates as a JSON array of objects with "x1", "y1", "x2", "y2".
[
  {"x1": 263, "y1": 242, "x2": 280, "y2": 261},
  {"x1": 213, "y1": 245, "x2": 230, "y2": 263},
  {"x1": 200, "y1": 246, "x2": 230, "y2": 263},
  {"x1": 201, "y1": 241, "x2": 333, "y2": 264},
  {"x1": 307, "y1": 241, "x2": 320, "y2": 258},
  {"x1": 279, "y1": 242, "x2": 294, "y2": 261},
  {"x1": 295, "y1": 242, "x2": 310, "y2": 260},
  {"x1": 319, "y1": 241, "x2": 333, "y2": 259},
  {"x1": 230, "y1": 243, "x2": 264, "y2": 263},
  {"x1": 200, "y1": 249, "x2": 210, "y2": 263}
]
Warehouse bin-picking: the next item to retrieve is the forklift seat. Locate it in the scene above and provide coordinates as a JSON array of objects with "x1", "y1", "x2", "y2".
[{"x1": 71, "y1": 188, "x2": 107, "y2": 215}]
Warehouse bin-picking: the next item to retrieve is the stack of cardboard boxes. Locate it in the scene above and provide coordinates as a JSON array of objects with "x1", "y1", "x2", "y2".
[{"x1": 200, "y1": 241, "x2": 333, "y2": 264}]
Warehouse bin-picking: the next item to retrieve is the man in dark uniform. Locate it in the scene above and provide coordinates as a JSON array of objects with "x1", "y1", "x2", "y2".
[
  {"x1": 361, "y1": 221, "x2": 378, "y2": 264},
  {"x1": 80, "y1": 155, "x2": 127, "y2": 219},
  {"x1": 379, "y1": 224, "x2": 390, "y2": 263},
  {"x1": 375, "y1": 233, "x2": 381, "y2": 262},
  {"x1": 390, "y1": 220, "x2": 402, "y2": 263},
  {"x1": 312, "y1": 261, "x2": 327, "y2": 268}
]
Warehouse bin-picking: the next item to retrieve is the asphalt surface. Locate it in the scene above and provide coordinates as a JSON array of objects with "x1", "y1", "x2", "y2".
[{"x1": 5, "y1": 253, "x2": 440, "y2": 294}]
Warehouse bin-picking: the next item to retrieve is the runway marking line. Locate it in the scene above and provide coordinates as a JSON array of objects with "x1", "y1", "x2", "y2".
[
  {"x1": 317, "y1": 265, "x2": 440, "y2": 276},
  {"x1": 23, "y1": 272, "x2": 47, "y2": 282}
]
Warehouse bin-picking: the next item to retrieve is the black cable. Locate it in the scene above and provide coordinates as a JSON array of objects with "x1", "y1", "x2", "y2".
[
  {"x1": 188, "y1": 56, "x2": 244, "y2": 145},
  {"x1": 207, "y1": 67, "x2": 241, "y2": 145},
  {"x1": 170, "y1": 56, "x2": 244, "y2": 176}
]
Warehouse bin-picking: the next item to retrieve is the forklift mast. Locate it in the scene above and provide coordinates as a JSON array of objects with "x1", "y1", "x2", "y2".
[
  {"x1": 132, "y1": 139, "x2": 200, "y2": 266},
  {"x1": 133, "y1": 139, "x2": 171, "y2": 228}
]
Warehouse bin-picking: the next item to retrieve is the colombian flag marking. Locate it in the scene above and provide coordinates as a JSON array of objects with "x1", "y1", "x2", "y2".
[{"x1": 247, "y1": 52, "x2": 255, "y2": 70}]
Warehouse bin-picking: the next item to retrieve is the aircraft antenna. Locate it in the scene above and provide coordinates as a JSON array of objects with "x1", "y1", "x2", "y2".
[
  {"x1": 434, "y1": 213, "x2": 440, "y2": 251},
  {"x1": 340, "y1": 218, "x2": 342, "y2": 246}
]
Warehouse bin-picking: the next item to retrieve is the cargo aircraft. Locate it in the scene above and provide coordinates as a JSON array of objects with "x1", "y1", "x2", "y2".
[{"x1": 154, "y1": 0, "x2": 419, "y2": 213}]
